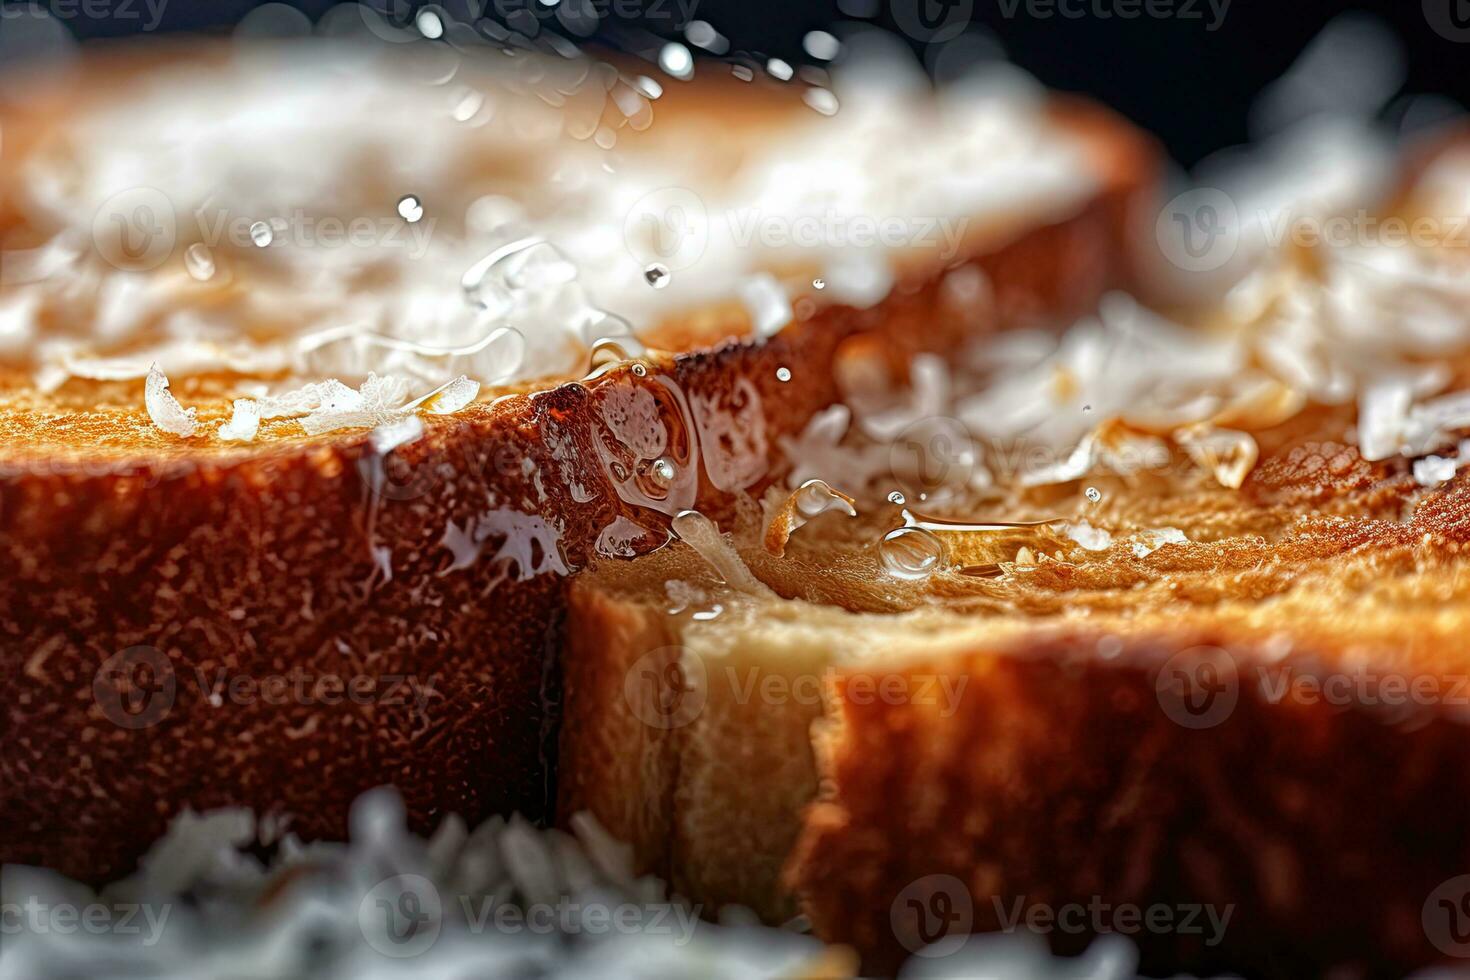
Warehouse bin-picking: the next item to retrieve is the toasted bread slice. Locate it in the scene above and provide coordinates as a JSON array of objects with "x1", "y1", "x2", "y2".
[
  {"x1": 0, "y1": 41, "x2": 1153, "y2": 880},
  {"x1": 559, "y1": 133, "x2": 1470, "y2": 975}
]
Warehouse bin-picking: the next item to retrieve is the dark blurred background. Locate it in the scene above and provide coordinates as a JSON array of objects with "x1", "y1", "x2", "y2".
[{"x1": 2, "y1": 0, "x2": 1466, "y2": 166}]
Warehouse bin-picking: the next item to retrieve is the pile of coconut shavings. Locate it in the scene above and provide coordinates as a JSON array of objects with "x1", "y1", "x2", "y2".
[
  {"x1": 784, "y1": 223, "x2": 1470, "y2": 506},
  {"x1": 144, "y1": 366, "x2": 481, "y2": 444},
  {"x1": 0, "y1": 789, "x2": 823, "y2": 980}
]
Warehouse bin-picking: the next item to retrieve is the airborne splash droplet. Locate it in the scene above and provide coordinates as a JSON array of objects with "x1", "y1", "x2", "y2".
[
  {"x1": 397, "y1": 195, "x2": 424, "y2": 223},
  {"x1": 643, "y1": 263, "x2": 670, "y2": 289}
]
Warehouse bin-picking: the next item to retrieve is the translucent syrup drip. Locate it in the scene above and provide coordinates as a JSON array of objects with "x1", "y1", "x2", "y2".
[
  {"x1": 877, "y1": 499, "x2": 1063, "y2": 583},
  {"x1": 763, "y1": 479, "x2": 858, "y2": 556},
  {"x1": 671, "y1": 510, "x2": 773, "y2": 596}
]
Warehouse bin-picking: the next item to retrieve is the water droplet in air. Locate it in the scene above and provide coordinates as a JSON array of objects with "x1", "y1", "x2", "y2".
[
  {"x1": 644, "y1": 263, "x2": 670, "y2": 289},
  {"x1": 887, "y1": 490, "x2": 906, "y2": 505},
  {"x1": 632, "y1": 363, "x2": 648, "y2": 377},
  {"x1": 249, "y1": 221, "x2": 273, "y2": 247},
  {"x1": 812, "y1": 278, "x2": 826, "y2": 290},
  {"x1": 1085, "y1": 486, "x2": 1102, "y2": 503},
  {"x1": 658, "y1": 42, "x2": 693, "y2": 79},
  {"x1": 879, "y1": 527, "x2": 944, "y2": 581},
  {"x1": 776, "y1": 367, "x2": 791, "y2": 382},
  {"x1": 398, "y1": 195, "x2": 424, "y2": 223},
  {"x1": 184, "y1": 244, "x2": 215, "y2": 281},
  {"x1": 1083, "y1": 404, "x2": 1092, "y2": 413},
  {"x1": 415, "y1": 7, "x2": 444, "y2": 39}
]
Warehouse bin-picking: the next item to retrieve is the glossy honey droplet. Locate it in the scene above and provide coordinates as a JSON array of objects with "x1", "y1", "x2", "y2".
[
  {"x1": 644, "y1": 263, "x2": 670, "y2": 289},
  {"x1": 648, "y1": 456, "x2": 677, "y2": 489},
  {"x1": 184, "y1": 243, "x2": 215, "y2": 281},
  {"x1": 397, "y1": 195, "x2": 424, "y2": 223},
  {"x1": 879, "y1": 527, "x2": 944, "y2": 581},
  {"x1": 249, "y1": 221, "x2": 273, "y2": 248}
]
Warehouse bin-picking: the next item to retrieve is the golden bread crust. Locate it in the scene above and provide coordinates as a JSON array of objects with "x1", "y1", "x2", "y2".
[{"x1": 1, "y1": 81, "x2": 1154, "y2": 879}]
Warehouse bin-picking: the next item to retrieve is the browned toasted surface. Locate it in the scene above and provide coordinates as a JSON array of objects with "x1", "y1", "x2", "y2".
[
  {"x1": 559, "y1": 363, "x2": 1470, "y2": 973},
  {"x1": 0, "y1": 85, "x2": 1151, "y2": 881},
  {"x1": 773, "y1": 406, "x2": 1470, "y2": 977}
]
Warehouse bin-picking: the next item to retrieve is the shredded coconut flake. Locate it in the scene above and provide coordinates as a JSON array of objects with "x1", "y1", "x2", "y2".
[
  {"x1": 423, "y1": 374, "x2": 480, "y2": 415},
  {"x1": 1413, "y1": 454, "x2": 1458, "y2": 488},
  {"x1": 369, "y1": 414, "x2": 425, "y2": 454},
  {"x1": 1062, "y1": 519, "x2": 1113, "y2": 551},
  {"x1": 1129, "y1": 527, "x2": 1189, "y2": 558},
  {"x1": 143, "y1": 364, "x2": 198, "y2": 438},
  {"x1": 738, "y1": 273, "x2": 793, "y2": 338},
  {"x1": 217, "y1": 398, "x2": 261, "y2": 442}
]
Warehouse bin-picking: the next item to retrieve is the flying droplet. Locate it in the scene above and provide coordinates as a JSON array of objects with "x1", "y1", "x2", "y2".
[
  {"x1": 812, "y1": 278, "x2": 826, "y2": 290},
  {"x1": 249, "y1": 221, "x2": 273, "y2": 248},
  {"x1": 398, "y1": 195, "x2": 424, "y2": 223},
  {"x1": 1085, "y1": 486, "x2": 1102, "y2": 503},
  {"x1": 887, "y1": 490, "x2": 906, "y2": 505},
  {"x1": 415, "y1": 7, "x2": 444, "y2": 39},
  {"x1": 184, "y1": 243, "x2": 215, "y2": 281},
  {"x1": 879, "y1": 527, "x2": 944, "y2": 581},
  {"x1": 775, "y1": 366, "x2": 792, "y2": 382},
  {"x1": 658, "y1": 42, "x2": 693, "y2": 79},
  {"x1": 1083, "y1": 404, "x2": 1093, "y2": 413},
  {"x1": 644, "y1": 263, "x2": 670, "y2": 289}
]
